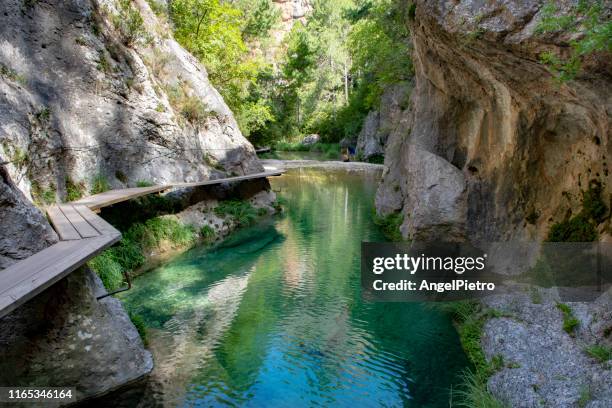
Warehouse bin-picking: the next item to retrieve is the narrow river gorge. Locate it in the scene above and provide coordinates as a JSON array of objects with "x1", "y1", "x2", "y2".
[{"x1": 120, "y1": 168, "x2": 469, "y2": 407}]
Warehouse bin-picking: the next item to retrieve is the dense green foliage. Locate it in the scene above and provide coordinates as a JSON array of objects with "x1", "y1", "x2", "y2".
[
  {"x1": 452, "y1": 370, "x2": 508, "y2": 408},
  {"x1": 89, "y1": 251, "x2": 125, "y2": 291},
  {"x1": 537, "y1": 0, "x2": 612, "y2": 82},
  {"x1": 89, "y1": 216, "x2": 196, "y2": 288},
  {"x1": 214, "y1": 199, "x2": 259, "y2": 226},
  {"x1": 90, "y1": 174, "x2": 111, "y2": 195},
  {"x1": 251, "y1": 0, "x2": 412, "y2": 145},
  {"x1": 166, "y1": 0, "x2": 411, "y2": 145},
  {"x1": 65, "y1": 177, "x2": 85, "y2": 202},
  {"x1": 169, "y1": 0, "x2": 276, "y2": 136},
  {"x1": 111, "y1": 0, "x2": 151, "y2": 46}
]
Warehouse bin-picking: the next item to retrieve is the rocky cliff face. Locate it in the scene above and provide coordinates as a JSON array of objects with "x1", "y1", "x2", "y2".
[
  {"x1": 374, "y1": 2, "x2": 612, "y2": 405},
  {"x1": 0, "y1": 0, "x2": 262, "y2": 205},
  {"x1": 263, "y1": 0, "x2": 311, "y2": 62},
  {"x1": 0, "y1": 0, "x2": 264, "y2": 402},
  {"x1": 356, "y1": 82, "x2": 411, "y2": 160},
  {"x1": 376, "y1": 0, "x2": 611, "y2": 242}
]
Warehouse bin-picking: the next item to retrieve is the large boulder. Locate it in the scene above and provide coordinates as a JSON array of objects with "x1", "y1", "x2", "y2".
[{"x1": 0, "y1": 166, "x2": 57, "y2": 269}]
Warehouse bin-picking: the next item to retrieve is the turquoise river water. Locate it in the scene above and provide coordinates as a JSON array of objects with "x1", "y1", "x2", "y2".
[{"x1": 120, "y1": 168, "x2": 469, "y2": 407}]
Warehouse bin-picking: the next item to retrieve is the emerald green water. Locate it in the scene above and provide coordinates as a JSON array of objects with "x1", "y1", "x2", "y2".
[{"x1": 120, "y1": 168, "x2": 469, "y2": 407}]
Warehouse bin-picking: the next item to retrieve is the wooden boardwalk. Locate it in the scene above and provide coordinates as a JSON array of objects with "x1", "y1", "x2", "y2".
[{"x1": 0, "y1": 169, "x2": 284, "y2": 318}]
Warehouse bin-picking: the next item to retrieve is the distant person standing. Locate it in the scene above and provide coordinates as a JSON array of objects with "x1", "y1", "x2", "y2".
[
  {"x1": 348, "y1": 146, "x2": 356, "y2": 160},
  {"x1": 341, "y1": 148, "x2": 350, "y2": 162}
]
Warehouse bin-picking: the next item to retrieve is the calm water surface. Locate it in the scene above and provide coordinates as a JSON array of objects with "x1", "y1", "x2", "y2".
[{"x1": 120, "y1": 168, "x2": 469, "y2": 407}]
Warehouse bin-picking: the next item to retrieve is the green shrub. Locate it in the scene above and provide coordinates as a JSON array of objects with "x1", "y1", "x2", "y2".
[
  {"x1": 110, "y1": 239, "x2": 146, "y2": 271},
  {"x1": 112, "y1": 0, "x2": 150, "y2": 46},
  {"x1": 407, "y1": 3, "x2": 416, "y2": 20},
  {"x1": 214, "y1": 200, "x2": 259, "y2": 226},
  {"x1": 584, "y1": 344, "x2": 612, "y2": 363},
  {"x1": 91, "y1": 174, "x2": 111, "y2": 195},
  {"x1": 89, "y1": 250, "x2": 124, "y2": 291},
  {"x1": 557, "y1": 303, "x2": 579, "y2": 335},
  {"x1": 547, "y1": 214, "x2": 597, "y2": 242},
  {"x1": 115, "y1": 170, "x2": 128, "y2": 184},
  {"x1": 367, "y1": 154, "x2": 384, "y2": 164},
  {"x1": 124, "y1": 217, "x2": 196, "y2": 249},
  {"x1": 536, "y1": 0, "x2": 612, "y2": 82},
  {"x1": 136, "y1": 180, "x2": 155, "y2": 187},
  {"x1": 166, "y1": 83, "x2": 211, "y2": 126},
  {"x1": 96, "y1": 51, "x2": 112, "y2": 73},
  {"x1": 146, "y1": 0, "x2": 166, "y2": 15},
  {"x1": 31, "y1": 181, "x2": 56, "y2": 206},
  {"x1": 373, "y1": 212, "x2": 403, "y2": 241},
  {"x1": 200, "y1": 225, "x2": 216, "y2": 242},
  {"x1": 274, "y1": 140, "x2": 310, "y2": 151},
  {"x1": 547, "y1": 181, "x2": 607, "y2": 242},
  {"x1": 582, "y1": 180, "x2": 607, "y2": 222},
  {"x1": 438, "y1": 301, "x2": 509, "y2": 381},
  {"x1": 128, "y1": 311, "x2": 148, "y2": 346},
  {"x1": 0, "y1": 63, "x2": 26, "y2": 84},
  {"x1": 92, "y1": 216, "x2": 195, "y2": 280},
  {"x1": 65, "y1": 177, "x2": 85, "y2": 201},
  {"x1": 452, "y1": 370, "x2": 507, "y2": 408}
]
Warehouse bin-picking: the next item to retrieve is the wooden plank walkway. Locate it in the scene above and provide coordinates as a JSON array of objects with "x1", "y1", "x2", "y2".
[{"x1": 0, "y1": 169, "x2": 284, "y2": 318}]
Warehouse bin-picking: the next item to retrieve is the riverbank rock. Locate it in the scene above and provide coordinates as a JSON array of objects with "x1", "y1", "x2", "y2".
[
  {"x1": 0, "y1": 0, "x2": 262, "y2": 204},
  {"x1": 481, "y1": 291, "x2": 612, "y2": 407},
  {"x1": 302, "y1": 134, "x2": 320, "y2": 146},
  {"x1": 0, "y1": 268, "x2": 153, "y2": 406},
  {"x1": 376, "y1": 0, "x2": 611, "y2": 242}
]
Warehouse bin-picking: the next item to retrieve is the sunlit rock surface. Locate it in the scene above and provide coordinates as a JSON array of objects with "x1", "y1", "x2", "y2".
[{"x1": 0, "y1": 0, "x2": 262, "y2": 203}]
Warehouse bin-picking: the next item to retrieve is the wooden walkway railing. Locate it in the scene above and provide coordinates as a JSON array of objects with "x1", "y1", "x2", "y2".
[{"x1": 0, "y1": 169, "x2": 284, "y2": 318}]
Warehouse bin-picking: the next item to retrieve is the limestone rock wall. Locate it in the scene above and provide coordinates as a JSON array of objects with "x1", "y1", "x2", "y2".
[
  {"x1": 0, "y1": 0, "x2": 262, "y2": 205},
  {"x1": 0, "y1": 0, "x2": 266, "y2": 402},
  {"x1": 356, "y1": 82, "x2": 411, "y2": 159},
  {"x1": 376, "y1": 0, "x2": 611, "y2": 242}
]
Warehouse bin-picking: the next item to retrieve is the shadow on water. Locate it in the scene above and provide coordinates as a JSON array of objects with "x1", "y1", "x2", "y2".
[{"x1": 115, "y1": 167, "x2": 468, "y2": 408}]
